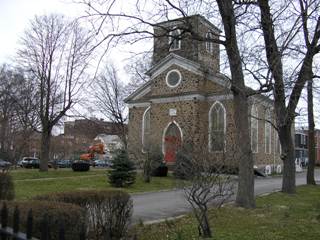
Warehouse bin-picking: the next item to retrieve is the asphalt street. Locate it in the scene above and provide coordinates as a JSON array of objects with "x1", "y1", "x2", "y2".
[{"x1": 131, "y1": 169, "x2": 320, "y2": 223}]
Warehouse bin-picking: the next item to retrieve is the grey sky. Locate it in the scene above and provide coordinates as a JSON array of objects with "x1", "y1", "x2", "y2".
[{"x1": 0, "y1": 0, "x2": 85, "y2": 64}]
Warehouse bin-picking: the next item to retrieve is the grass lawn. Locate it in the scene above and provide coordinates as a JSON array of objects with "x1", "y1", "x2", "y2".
[
  {"x1": 132, "y1": 185, "x2": 320, "y2": 240},
  {"x1": 11, "y1": 168, "x2": 177, "y2": 200}
]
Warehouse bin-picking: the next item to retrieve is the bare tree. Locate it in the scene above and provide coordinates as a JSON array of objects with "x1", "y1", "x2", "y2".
[
  {"x1": 17, "y1": 14, "x2": 94, "y2": 171},
  {"x1": 256, "y1": 0, "x2": 320, "y2": 193},
  {"x1": 92, "y1": 63, "x2": 128, "y2": 149},
  {"x1": 0, "y1": 65, "x2": 38, "y2": 161},
  {"x1": 124, "y1": 53, "x2": 152, "y2": 94},
  {"x1": 0, "y1": 65, "x2": 20, "y2": 160},
  {"x1": 176, "y1": 141, "x2": 235, "y2": 238}
]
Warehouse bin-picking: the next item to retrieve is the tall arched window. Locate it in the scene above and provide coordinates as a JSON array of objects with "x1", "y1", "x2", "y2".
[
  {"x1": 169, "y1": 29, "x2": 181, "y2": 50},
  {"x1": 206, "y1": 32, "x2": 214, "y2": 53},
  {"x1": 209, "y1": 101, "x2": 226, "y2": 152},
  {"x1": 251, "y1": 105, "x2": 259, "y2": 153},
  {"x1": 142, "y1": 107, "x2": 151, "y2": 152},
  {"x1": 265, "y1": 110, "x2": 271, "y2": 154}
]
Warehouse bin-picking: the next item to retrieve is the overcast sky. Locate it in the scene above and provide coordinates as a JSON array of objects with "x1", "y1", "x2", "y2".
[{"x1": 0, "y1": 0, "x2": 86, "y2": 64}]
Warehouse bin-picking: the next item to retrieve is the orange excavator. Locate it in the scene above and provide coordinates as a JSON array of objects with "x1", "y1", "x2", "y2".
[{"x1": 80, "y1": 143, "x2": 105, "y2": 161}]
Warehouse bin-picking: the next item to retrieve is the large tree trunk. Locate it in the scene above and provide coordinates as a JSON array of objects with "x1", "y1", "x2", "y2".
[
  {"x1": 279, "y1": 124, "x2": 296, "y2": 193},
  {"x1": 234, "y1": 94, "x2": 255, "y2": 208},
  {"x1": 40, "y1": 127, "x2": 51, "y2": 171},
  {"x1": 307, "y1": 79, "x2": 316, "y2": 185},
  {"x1": 217, "y1": 0, "x2": 255, "y2": 208}
]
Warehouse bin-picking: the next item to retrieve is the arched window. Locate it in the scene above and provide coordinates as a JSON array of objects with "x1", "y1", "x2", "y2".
[
  {"x1": 209, "y1": 101, "x2": 226, "y2": 152},
  {"x1": 206, "y1": 32, "x2": 214, "y2": 53},
  {"x1": 169, "y1": 29, "x2": 181, "y2": 50},
  {"x1": 251, "y1": 105, "x2": 259, "y2": 153},
  {"x1": 275, "y1": 131, "x2": 281, "y2": 154},
  {"x1": 265, "y1": 110, "x2": 271, "y2": 154},
  {"x1": 142, "y1": 107, "x2": 151, "y2": 152}
]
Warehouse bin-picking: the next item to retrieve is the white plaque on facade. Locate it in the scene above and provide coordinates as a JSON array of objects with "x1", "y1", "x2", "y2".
[{"x1": 169, "y1": 108, "x2": 177, "y2": 116}]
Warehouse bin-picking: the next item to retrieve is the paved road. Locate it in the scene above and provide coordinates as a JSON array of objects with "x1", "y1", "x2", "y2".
[{"x1": 131, "y1": 169, "x2": 320, "y2": 223}]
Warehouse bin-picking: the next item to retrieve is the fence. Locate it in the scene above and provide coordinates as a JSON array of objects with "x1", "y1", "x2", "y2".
[{"x1": 0, "y1": 203, "x2": 86, "y2": 240}]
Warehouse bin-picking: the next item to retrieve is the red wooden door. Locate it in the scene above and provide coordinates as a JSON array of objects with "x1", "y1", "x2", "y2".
[{"x1": 164, "y1": 123, "x2": 181, "y2": 163}]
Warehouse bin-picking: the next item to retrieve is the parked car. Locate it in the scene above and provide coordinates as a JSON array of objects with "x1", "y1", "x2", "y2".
[
  {"x1": 56, "y1": 160, "x2": 72, "y2": 168},
  {"x1": 17, "y1": 160, "x2": 23, "y2": 167},
  {"x1": 93, "y1": 160, "x2": 111, "y2": 168},
  {"x1": 21, "y1": 157, "x2": 40, "y2": 168},
  {"x1": 0, "y1": 159, "x2": 12, "y2": 170}
]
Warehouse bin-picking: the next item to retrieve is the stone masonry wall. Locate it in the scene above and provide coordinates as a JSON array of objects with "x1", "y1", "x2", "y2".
[
  {"x1": 153, "y1": 16, "x2": 220, "y2": 72},
  {"x1": 150, "y1": 65, "x2": 226, "y2": 97}
]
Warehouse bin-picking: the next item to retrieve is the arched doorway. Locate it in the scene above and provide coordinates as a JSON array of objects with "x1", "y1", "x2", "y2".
[{"x1": 163, "y1": 122, "x2": 182, "y2": 163}]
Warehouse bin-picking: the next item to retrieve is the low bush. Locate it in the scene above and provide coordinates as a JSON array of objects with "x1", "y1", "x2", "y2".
[
  {"x1": 152, "y1": 162, "x2": 168, "y2": 177},
  {"x1": 34, "y1": 190, "x2": 133, "y2": 240},
  {"x1": 0, "y1": 200, "x2": 85, "y2": 240},
  {"x1": 173, "y1": 150, "x2": 194, "y2": 180},
  {"x1": 0, "y1": 172, "x2": 14, "y2": 200},
  {"x1": 109, "y1": 150, "x2": 136, "y2": 188},
  {"x1": 72, "y1": 161, "x2": 90, "y2": 171}
]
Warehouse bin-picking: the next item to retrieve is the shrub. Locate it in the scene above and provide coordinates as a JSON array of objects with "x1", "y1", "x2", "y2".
[
  {"x1": 143, "y1": 147, "x2": 164, "y2": 182},
  {"x1": 0, "y1": 200, "x2": 85, "y2": 240},
  {"x1": 72, "y1": 161, "x2": 90, "y2": 171},
  {"x1": 173, "y1": 150, "x2": 194, "y2": 179},
  {"x1": 0, "y1": 173, "x2": 14, "y2": 200},
  {"x1": 108, "y1": 150, "x2": 136, "y2": 187},
  {"x1": 152, "y1": 162, "x2": 168, "y2": 177},
  {"x1": 34, "y1": 190, "x2": 133, "y2": 240}
]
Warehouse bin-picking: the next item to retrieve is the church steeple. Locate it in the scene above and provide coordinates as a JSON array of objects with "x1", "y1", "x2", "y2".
[{"x1": 152, "y1": 15, "x2": 221, "y2": 73}]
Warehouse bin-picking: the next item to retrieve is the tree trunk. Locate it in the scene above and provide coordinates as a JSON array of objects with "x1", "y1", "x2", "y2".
[
  {"x1": 234, "y1": 94, "x2": 255, "y2": 208},
  {"x1": 307, "y1": 79, "x2": 316, "y2": 185},
  {"x1": 0, "y1": 116, "x2": 8, "y2": 153},
  {"x1": 279, "y1": 124, "x2": 296, "y2": 193},
  {"x1": 200, "y1": 212, "x2": 212, "y2": 238},
  {"x1": 217, "y1": 0, "x2": 255, "y2": 208},
  {"x1": 40, "y1": 128, "x2": 51, "y2": 171}
]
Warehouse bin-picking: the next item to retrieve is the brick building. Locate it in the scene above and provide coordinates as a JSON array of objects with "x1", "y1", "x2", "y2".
[{"x1": 125, "y1": 15, "x2": 281, "y2": 170}]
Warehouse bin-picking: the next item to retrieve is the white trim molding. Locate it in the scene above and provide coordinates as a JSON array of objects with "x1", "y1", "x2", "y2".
[
  {"x1": 141, "y1": 106, "x2": 151, "y2": 152},
  {"x1": 127, "y1": 93, "x2": 233, "y2": 108},
  {"x1": 128, "y1": 102, "x2": 150, "y2": 108}
]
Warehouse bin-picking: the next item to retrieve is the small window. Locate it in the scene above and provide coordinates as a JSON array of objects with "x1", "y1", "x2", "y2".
[
  {"x1": 206, "y1": 32, "x2": 214, "y2": 53},
  {"x1": 166, "y1": 69, "x2": 182, "y2": 88},
  {"x1": 169, "y1": 29, "x2": 181, "y2": 50}
]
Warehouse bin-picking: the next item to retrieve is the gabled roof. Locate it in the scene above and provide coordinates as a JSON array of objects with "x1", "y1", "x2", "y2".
[
  {"x1": 124, "y1": 80, "x2": 152, "y2": 103},
  {"x1": 125, "y1": 53, "x2": 230, "y2": 103},
  {"x1": 146, "y1": 53, "x2": 201, "y2": 77}
]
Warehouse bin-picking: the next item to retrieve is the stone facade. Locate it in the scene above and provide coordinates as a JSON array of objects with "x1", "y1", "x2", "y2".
[{"x1": 126, "y1": 15, "x2": 281, "y2": 171}]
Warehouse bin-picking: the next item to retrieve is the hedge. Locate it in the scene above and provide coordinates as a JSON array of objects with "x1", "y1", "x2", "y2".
[
  {"x1": 1, "y1": 200, "x2": 85, "y2": 240},
  {"x1": 34, "y1": 190, "x2": 133, "y2": 240}
]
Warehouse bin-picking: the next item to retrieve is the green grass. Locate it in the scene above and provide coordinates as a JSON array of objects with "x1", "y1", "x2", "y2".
[
  {"x1": 11, "y1": 168, "x2": 177, "y2": 200},
  {"x1": 10, "y1": 168, "x2": 105, "y2": 180},
  {"x1": 132, "y1": 185, "x2": 320, "y2": 240}
]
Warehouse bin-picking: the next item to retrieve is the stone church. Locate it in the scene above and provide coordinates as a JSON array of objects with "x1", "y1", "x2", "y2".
[{"x1": 125, "y1": 15, "x2": 281, "y2": 171}]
